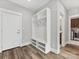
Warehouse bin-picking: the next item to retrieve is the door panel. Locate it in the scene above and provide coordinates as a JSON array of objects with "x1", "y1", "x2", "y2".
[{"x1": 2, "y1": 12, "x2": 22, "y2": 50}]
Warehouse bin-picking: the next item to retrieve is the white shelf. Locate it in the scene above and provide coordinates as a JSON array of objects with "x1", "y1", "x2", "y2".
[
  {"x1": 37, "y1": 46, "x2": 45, "y2": 52},
  {"x1": 38, "y1": 44, "x2": 45, "y2": 48},
  {"x1": 32, "y1": 37, "x2": 46, "y2": 44},
  {"x1": 32, "y1": 8, "x2": 51, "y2": 54},
  {"x1": 37, "y1": 16, "x2": 47, "y2": 20}
]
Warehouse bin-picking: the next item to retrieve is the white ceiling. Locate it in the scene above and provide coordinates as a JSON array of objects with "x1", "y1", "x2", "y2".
[
  {"x1": 61, "y1": 0, "x2": 79, "y2": 9},
  {"x1": 8, "y1": 0, "x2": 79, "y2": 11},
  {"x1": 8, "y1": 0, "x2": 51, "y2": 11}
]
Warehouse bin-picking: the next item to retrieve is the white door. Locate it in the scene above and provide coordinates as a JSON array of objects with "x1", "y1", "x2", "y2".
[{"x1": 2, "y1": 12, "x2": 22, "y2": 50}]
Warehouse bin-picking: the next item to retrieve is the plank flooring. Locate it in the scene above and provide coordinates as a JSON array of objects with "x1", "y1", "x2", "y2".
[{"x1": 0, "y1": 44, "x2": 79, "y2": 59}]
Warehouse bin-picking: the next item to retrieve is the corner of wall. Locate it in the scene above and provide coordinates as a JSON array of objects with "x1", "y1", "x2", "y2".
[
  {"x1": 51, "y1": 48, "x2": 60, "y2": 54},
  {"x1": 21, "y1": 41, "x2": 31, "y2": 47}
]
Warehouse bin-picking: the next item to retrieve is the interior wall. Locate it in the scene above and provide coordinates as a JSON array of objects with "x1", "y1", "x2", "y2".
[
  {"x1": 42, "y1": 0, "x2": 68, "y2": 54},
  {"x1": 32, "y1": 0, "x2": 58, "y2": 54},
  {"x1": 38, "y1": 0, "x2": 58, "y2": 54},
  {"x1": 65, "y1": 11, "x2": 69, "y2": 43},
  {"x1": 68, "y1": 7, "x2": 79, "y2": 16},
  {"x1": 46, "y1": 1, "x2": 58, "y2": 53},
  {"x1": 0, "y1": 0, "x2": 33, "y2": 44},
  {"x1": 58, "y1": 2, "x2": 69, "y2": 45},
  {"x1": 38, "y1": 0, "x2": 67, "y2": 54},
  {"x1": 57, "y1": 1, "x2": 65, "y2": 48},
  {"x1": 43, "y1": 0, "x2": 69, "y2": 54},
  {"x1": 68, "y1": 7, "x2": 79, "y2": 41}
]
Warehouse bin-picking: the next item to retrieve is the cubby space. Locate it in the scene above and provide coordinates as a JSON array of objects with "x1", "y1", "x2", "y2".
[{"x1": 32, "y1": 8, "x2": 51, "y2": 54}]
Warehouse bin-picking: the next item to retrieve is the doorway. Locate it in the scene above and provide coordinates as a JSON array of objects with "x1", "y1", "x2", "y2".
[
  {"x1": 69, "y1": 15, "x2": 79, "y2": 45},
  {"x1": 71, "y1": 18, "x2": 79, "y2": 41},
  {"x1": 59, "y1": 16, "x2": 64, "y2": 48},
  {"x1": 60, "y1": 33, "x2": 63, "y2": 47},
  {"x1": 0, "y1": 9, "x2": 22, "y2": 51}
]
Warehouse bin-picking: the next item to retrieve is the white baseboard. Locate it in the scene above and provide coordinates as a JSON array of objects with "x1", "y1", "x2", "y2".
[
  {"x1": 0, "y1": 42, "x2": 31, "y2": 53},
  {"x1": 67, "y1": 40, "x2": 73, "y2": 44},
  {"x1": 67, "y1": 40, "x2": 79, "y2": 46},
  {"x1": 64, "y1": 42, "x2": 68, "y2": 46},
  {"x1": 21, "y1": 41, "x2": 31, "y2": 47},
  {"x1": 51, "y1": 48, "x2": 60, "y2": 54}
]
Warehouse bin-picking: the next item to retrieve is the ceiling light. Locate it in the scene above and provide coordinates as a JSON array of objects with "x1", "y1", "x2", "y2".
[{"x1": 27, "y1": 0, "x2": 31, "y2": 2}]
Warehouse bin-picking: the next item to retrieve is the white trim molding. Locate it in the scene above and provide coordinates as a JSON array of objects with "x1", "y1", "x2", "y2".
[
  {"x1": 0, "y1": 8, "x2": 23, "y2": 52},
  {"x1": 69, "y1": 14, "x2": 79, "y2": 43},
  {"x1": 0, "y1": 8, "x2": 22, "y2": 16},
  {"x1": 51, "y1": 48, "x2": 60, "y2": 54}
]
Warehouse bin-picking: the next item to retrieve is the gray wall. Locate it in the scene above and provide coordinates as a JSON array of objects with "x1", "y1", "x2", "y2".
[
  {"x1": 44, "y1": 0, "x2": 68, "y2": 54},
  {"x1": 65, "y1": 10, "x2": 69, "y2": 43},
  {"x1": 68, "y1": 7, "x2": 79, "y2": 41},
  {"x1": 58, "y1": 2, "x2": 69, "y2": 44},
  {"x1": 33, "y1": 0, "x2": 58, "y2": 54},
  {"x1": 68, "y1": 7, "x2": 79, "y2": 16},
  {"x1": 42, "y1": 0, "x2": 58, "y2": 53},
  {"x1": 46, "y1": 0, "x2": 58, "y2": 53},
  {"x1": 0, "y1": 0, "x2": 33, "y2": 44},
  {"x1": 34, "y1": 0, "x2": 58, "y2": 53}
]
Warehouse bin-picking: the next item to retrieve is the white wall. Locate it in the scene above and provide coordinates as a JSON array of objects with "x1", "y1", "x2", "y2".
[
  {"x1": 33, "y1": 0, "x2": 58, "y2": 54},
  {"x1": 35, "y1": 0, "x2": 58, "y2": 54},
  {"x1": 69, "y1": 7, "x2": 79, "y2": 16},
  {"x1": 41, "y1": 0, "x2": 68, "y2": 54},
  {"x1": 58, "y1": 2, "x2": 69, "y2": 45},
  {"x1": 65, "y1": 11, "x2": 69, "y2": 43},
  {"x1": 45, "y1": 0, "x2": 58, "y2": 54},
  {"x1": 38, "y1": 0, "x2": 66, "y2": 54},
  {"x1": 68, "y1": 7, "x2": 79, "y2": 42},
  {"x1": 33, "y1": 0, "x2": 59, "y2": 54},
  {"x1": 0, "y1": 0, "x2": 33, "y2": 44},
  {"x1": 57, "y1": 2, "x2": 66, "y2": 53}
]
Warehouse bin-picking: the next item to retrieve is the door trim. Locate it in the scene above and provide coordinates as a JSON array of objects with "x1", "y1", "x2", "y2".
[
  {"x1": 0, "y1": 8, "x2": 22, "y2": 16},
  {"x1": 0, "y1": 8, "x2": 23, "y2": 52},
  {"x1": 69, "y1": 14, "x2": 79, "y2": 43}
]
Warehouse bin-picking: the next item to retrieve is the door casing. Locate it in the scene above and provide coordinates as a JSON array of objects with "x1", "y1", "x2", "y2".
[{"x1": 0, "y1": 8, "x2": 22, "y2": 52}]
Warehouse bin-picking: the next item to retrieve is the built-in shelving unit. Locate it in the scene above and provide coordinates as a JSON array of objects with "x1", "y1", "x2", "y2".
[{"x1": 32, "y1": 8, "x2": 51, "y2": 54}]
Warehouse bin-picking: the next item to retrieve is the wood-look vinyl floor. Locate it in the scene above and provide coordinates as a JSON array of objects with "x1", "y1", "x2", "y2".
[{"x1": 0, "y1": 44, "x2": 79, "y2": 59}]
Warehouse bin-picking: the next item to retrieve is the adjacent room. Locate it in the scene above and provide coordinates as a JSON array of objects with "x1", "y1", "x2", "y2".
[{"x1": 0, "y1": 0, "x2": 79, "y2": 59}]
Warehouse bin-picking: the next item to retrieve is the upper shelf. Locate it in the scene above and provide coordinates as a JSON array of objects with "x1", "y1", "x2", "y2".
[{"x1": 37, "y1": 15, "x2": 47, "y2": 20}]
